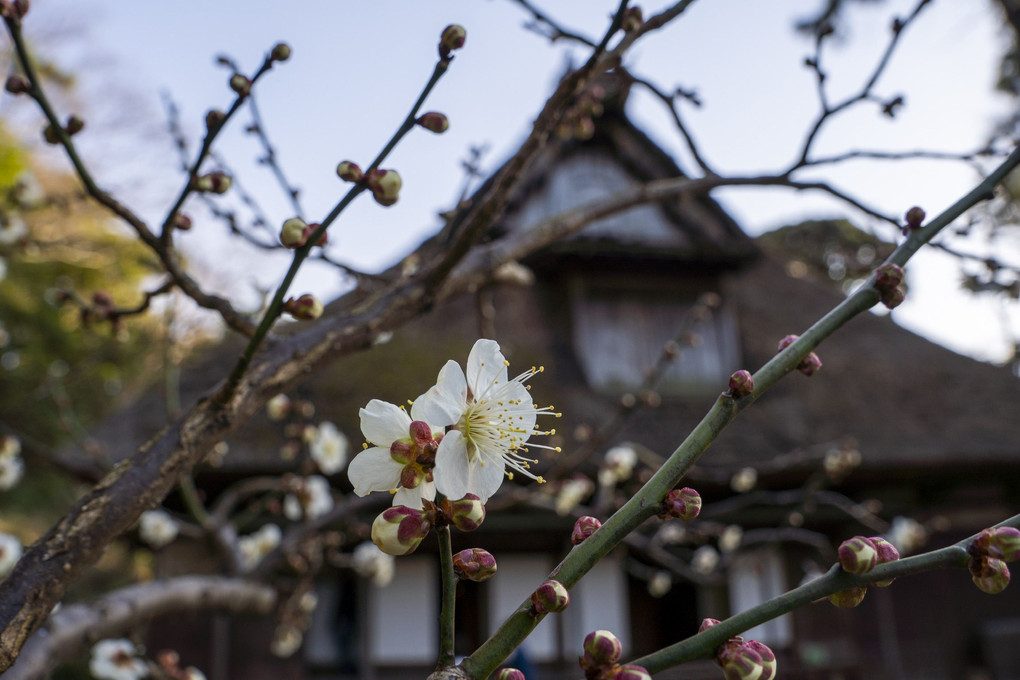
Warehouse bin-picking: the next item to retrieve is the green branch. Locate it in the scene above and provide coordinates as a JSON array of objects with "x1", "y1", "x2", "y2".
[
  {"x1": 460, "y1": 146, "x2": 1020, "y2": 680},
  {"x1": 437, "y1": 522, "x2": 457, "y2": 669}
]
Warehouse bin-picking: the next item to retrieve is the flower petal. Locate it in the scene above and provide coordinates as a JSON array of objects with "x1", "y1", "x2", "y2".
[
  {"x1": 392, "y1": 480, "x2": 435, "y2": 509},
  {"x1": 434, "y1": 430, "x2": 506, "y2": 503},
  {"x1": 360, "y1": 399, "x2": 411, "y2": 446},
  {"x1": 347, "y1": 446, "x2": 401, "y2": 496},
  {"x1": 414, "y1": 360, "x2": 467, "y2": 426},
  {"x1": 467, "y1": 339, "x2": 509, "y2": 401}
]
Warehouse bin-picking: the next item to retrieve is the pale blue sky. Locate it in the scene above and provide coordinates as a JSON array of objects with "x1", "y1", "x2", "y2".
[{"x1": 14, "y1": 0, "x2": 1020, "y2": 362}]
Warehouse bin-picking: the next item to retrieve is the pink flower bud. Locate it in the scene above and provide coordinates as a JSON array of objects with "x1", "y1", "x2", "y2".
[
  {"x1": 280, "y1": 217, "x2": 309, "y2": 248},
  {"x1": 452, "y1": 547, "x2": 497, "y2": 582},
  {"x1": 611, "y1": 665, "x2": 651, "y2": 680},
  {"x1": 416, "y1": 112, "x2": 449, "y2": 134},
  {"x1": 439, "y1": 24, "x2": 467, "y2": 57},
  {"x1": 336, "y1": 161, "x2": 364, "y2": 182},
  {"x1": 205, "y1": 109, "x2": 226, "y2": 133},
  {"x1": 283, "y1": 294, "x2": 323, "y2": 321},
  {"x1": 531, "y1": 579, "x2": 569, "y2": 614},
  {"x1": 371, "y1": 506, "x2": 431, "y2": 556},
  {"x1": 744, "y1": 641, "x2": 777, "y2": 680},
  {"x1": 366, "y1": 169, "x2": 402, "y2": 207},
  {"x1": 838, "y1": 536, "x2": 878, "y2": 575},
  {"x1": 827, "y1": 586, "x2": 867, "y2": 608},
  {"x1": 582, "y1": 629, "x2": 622, "y2": 666},
  {"x1": 777, "y1": 334, "x2": 799, "y2": 352},
  {"x1": 4, "y1": 75, "x2": 29, "y2": 94},
  {"x1": 798, "y1": 352, "x2": 822, "y2": 376},
  {"x1": 874, "y1": 263, "x2": 904, "y2": 290},
  {"x1": 868, "y1": 536, "x2": 900, "y2": 586},
  {"x1": 171, "y1": 213, "x2": 192, "y2": 231},
  {"x1": 445, "y1": 494, "x2": 486, "y2": 532},
  {"x1": 880, "y1": 284, "x2": 906, "y2": 310},
  {"x1": 699, "y1": 618, "x2": 721, "y2": 633},
  {"x1": 988, "y1": 527, "x2": 1020, "y2": 562},
  {"x1": 496, "y1": 669, "x2": 525, "y2": 680},
  {"x1": 728, "y1": 370, "x2": 754, "y2": 398},
  {"x1": 659, "y1": 487, "x2": 701, "y2": 521},
  {"x1": 904, "y1": 206, "x2": 925, "y2": 230},
  {"x1": 571, "y1": 516, "x2": 602, "y2": 545},
  {"x1": 229, "y1": 73, "x2": 252, "y2": 97},
  {"x1": 65, "y1": 115, "x2": 84, "y2": 136},
  {"x1": 970, "y1": 555, "x2": 1011, "y2": 594},
  {"x1": 621, "y1": 7, "x2": 643, "y2": 32},
  {"x1": 270, "y1": 42, "x2": 292, "y2": 62},
  {"x1": 717, "y1": 640, "x2": 765, "y2": 680}
]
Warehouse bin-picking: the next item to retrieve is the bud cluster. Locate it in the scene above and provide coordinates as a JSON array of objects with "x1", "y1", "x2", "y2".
[
  {"x1": 0, "y1": 0, "x2": 31, "y2": 24},
  {"x1": 555, "y1": 85, "x2": 605, "y2": 141},
  {"x1": 442, "y1": 493, "x2": 486, "y2": 532},
  {"x1": 873, "y1": 263, "x2": 906, "y2": 309},
  {"x1": 229, "y1": 73, "x2": 252, "y2": 97},
  {"x1": 279, "y1": 217, "x2": 327, "y2": 249},
  {"x1": 579, "y1": 629, "x2": 650, "y2": 680},
  {"x1": 699, "y1": 619, "x2": 777, "y2": 680},
  {"x1": 830, "y1": 535, "x2": 901, "y2": 607},
  {"x1": 776, "y1": 334, "x2": 822, "y2": 376},
  {"x1": 365, "y1": 169, "x2": 402, "y2": 207},
  {"x1": 42, "y1": 115, "x2": 84, "y2": 145},
  {"x1": 967, "y1": 526, "x2": 1019, "y2": 594},
  {"x1": 658, "y1": 487, "x2": 702, "y2": 521}
]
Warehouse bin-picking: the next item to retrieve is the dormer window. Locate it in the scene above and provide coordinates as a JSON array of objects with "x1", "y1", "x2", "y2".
[{"x1": 569, "y1": 273, "x2": 740, "y2": 397}]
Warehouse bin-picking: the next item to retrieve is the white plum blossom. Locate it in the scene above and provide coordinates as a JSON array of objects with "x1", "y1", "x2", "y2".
[
  {"x1": 555, "y1": 476, "x2": 594, "y2": 516},
  {"x1": 730, "y1": 466, "x2": 758, "y2": 493},
  {"x1": 0, "y1": 533, "x2": 21, "y2": 578},
  {"x1": 88, "y1": 639, "x2": 147, "y2": 680},
  {"x1": 718, "y1": 525, "x2": 743, "y2": 553},
  {"x1": 266, "y1": 393, "x2": 291, "y2": 421},
  {"x1": 238, "y1": 523, "x2": 282, "y2": 572},
  {"x1": 270, "y1": 626, "x2": 303, "y2": 658},
  {"x1": 598, "y1": 444, "x2": 637, "y2": 486},
  {"x1": 283, "y1": 475, "x2": 334, "y2": 521},
  {"x1": 0, "y1": 435, "x2": 24, "y2": 490},
  {"x1": 691, "y1": 545, "x2": 720, "y2": 575},
  {"x1": 647, "y1": 570, "x2": 673, "y2": 598},
  {"x1": 416, "y1": 339, "x2": 560, "y2": 503},
  {"x1": 0, "y1": 213, "x2": 27, "y2": 246},
  {"x1": 351, "y1": 541, "x2": 395, "y2": 587},
  {"x1": 347, "y1": 398, "x2": 441, "y2": 509},
  {"x1": 309, "y1": 421, "x2": 349, "y2": 475},
  {"x1": 884, "y1": 516, "x2": 928, "y2": 555},
  {"x1": 138, "y1": 510, "x2": 179, "y2": 549}
]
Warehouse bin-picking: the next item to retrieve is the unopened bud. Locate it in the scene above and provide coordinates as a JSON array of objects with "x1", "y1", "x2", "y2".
[
  {"x1": 982, "y1": 527, "x2": 1020, "y2": 562},
  {"x1": 659, "y1": 487, "x2": 701, "y2": 521},
  {"x1": 416, "y1": 112, "x2": 449, "y2": 134},
  {"x1": 880, "y1": 284, "x2": 906, "y2": 310},
  {"x1": 838, "y1": 536, "x2": 878, "y2": 575},
  {"x1": 205, "y1": 109, "x2": 226, "y2": 133},
  {"x1": 827, "y1": 586, "x2": 867, "y2": 608},
  {"x1": 699, "y1": 618, "x2": 721, "y2": 633},
  {"x1": 970, "y1": 555, "x2": 1011, "y2": 594},
  {"x1": 571, "y1": 516, "x2": 602, "y2": 545},
  {"x1": 280, "y1": 217, "x2": 309, "y2": 248},
  {"x1": 65, "y1": 115, "x2": 84, "y2": 136},
  {"x1": 728, "y1": 370, "x2": 754, "y2": 398},
  {"x1": 743, "y1": 641, "x2": 777, "y2": 680},
  {"x1": 194, "y1": 171, "x2": 232, "y2": 194},
  {"x1": 171, "y1": 213, "x2": 193, "y2": 231},
  {"x1": 371, "y1": 505, "x2": 431, "y2": 556},
  {"x1": 439, "y1": 24, "x2": 467, "y2": 57},
  {"x1": 283, "y1": 294, "x2": 323, "y2": 321},
  {"x1": 270, "y1": 42, "x2": 292, "y2": 62},
  {"x1": 229, "y1": 73, "x2": 252, "y2": 97},
  {"x1": 798, "y1": 352, "x2": 822, "y2": 376},
  {"x1": 452, "y1": 547, "x2": 497, "y2": 582},
  {"x1": 777, "y1": 334, "x2": 798, "y2": 352},
  {"x1": 445, "y1": 494, "x2": 486, "y2": 532},
  {"x1": 874, "y1": 263, "x2": 904, "y2": 290},
  {"x1": 42, "y1": 123, "x2": 60, "y2": 145},
  {"x1": 611, "y1": 665, "x2": 651, "y2": 680},
  {"x1": 4, "y1": 75, "x2": 29, "y2": 94},
  {"x1": 496, "y1": 669, "x2": 525, "y2": 680},
  {"x1": 582, "y1": 629, "x2": 622, "y2": 667},
  {"x1": 621, "y1": 7, "x2": 643, "y2": 32},
  {"x1": 531, "y1": 579, "x2": 569, "y2": 614},
  {"x1": 717, "y1": 640, "x2": 765, "y2": 680},
  {"x1": 869, "y1": 536, "x2": 900, "y2": 586},
  {"x1": 904, "y1": 206, "x2": 925, "y2": 230},
  {"x1": 366, "y1": 169, "x2": 402, "y2": 207},
  {"x1": 336, "y1": 161, "x2": 363, "y2": 182}
]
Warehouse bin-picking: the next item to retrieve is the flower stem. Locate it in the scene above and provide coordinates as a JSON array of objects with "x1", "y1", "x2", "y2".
[{"x1": 437, "y1": 517, "x2": 457, "y2": 669}]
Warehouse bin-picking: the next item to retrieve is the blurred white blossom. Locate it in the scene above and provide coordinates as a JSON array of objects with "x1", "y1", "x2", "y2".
[
  {"x1": 0, "y1": 533, "x2": 21, "y2": 578},
  {"x1": 352, "y1": 541, "x2": 395, "y2": 587},
  {"x1": 730, "y1": 466, "x2": 758, "y2": 493},
  {"x1": 691, "y1": 545, "x2": 719, "y2": 575},
  {"x1": 555, "y1": 476, "x2": 594, "y2": 516},
  {"x1": 599, "y1": 445, "x2": 637, "y2": 486},
  {"x1": 309, "y1": 422, "x2": 348, "y2": 475},
  {"x1": 88, "y1": 639, "x2": 147, "y2": 680},
  {"x1": 238, "y1": 524, "x2": 282, "y2": 572},
  {"x1": 139, "y1": 510, "x2": 179, "y2": 549},
  {"x1": 284, "y1": 476, "x2": 334, "y2": 521}
]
